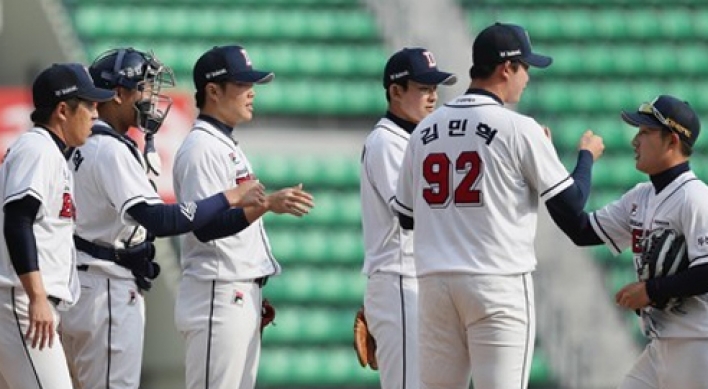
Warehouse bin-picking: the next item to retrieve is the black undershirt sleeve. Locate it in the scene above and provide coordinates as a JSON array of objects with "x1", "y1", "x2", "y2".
[
  {"x1": 545, "y1": 150, "x2": 603, "y2": 246},
  {"x1": 4, "y1": 196, "x2": 41, "y2": 275},
  {"x1": 192, "y1": 208, "x2": 250, "y2": 242},
  {"x1": 646, "y1": 263, "x2": 708, "y2": 302},
  {"x1": 127, "y1": 193, "x2": 229, "y2": 237}
]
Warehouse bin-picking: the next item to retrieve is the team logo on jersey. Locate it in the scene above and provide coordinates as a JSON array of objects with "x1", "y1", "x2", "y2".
[
  {"x1": 229, "y1": 152, "x2": 240, "y2": 165},
  {"x1": 236, "y1": 173, "x2": 256, "y2": 185},
  {"x1": 180, "y1": 202, "x2": 197, "y2": 222},
  {"x1": 233, "y1": 290, "x2": 244, "y2": 305},
  {"x1": 59, "y1": 192, "x2": 76, "y2": 219},
  {"x1": 72, "y1": 149, "x2": 84, "y2": 171}
]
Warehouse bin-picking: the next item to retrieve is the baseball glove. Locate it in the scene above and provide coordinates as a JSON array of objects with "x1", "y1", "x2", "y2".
[
  {"x1": 353, "y1": 306, "x2": 378, "y2": 370},
  {"x1": 261, "y1": 299, "x2": 276, "y2": 334},
  {"x1": 639, "y1": 228, "x2": 690, "y2": 309}
]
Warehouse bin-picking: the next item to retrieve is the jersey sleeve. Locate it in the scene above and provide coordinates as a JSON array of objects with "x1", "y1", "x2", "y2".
[
  {"x1": 679, "y1": 187, "x2": 708, "y2": 266},
  {"x1": 589, "y1": 187, "x2": 639, "y2": 255},
  {"x1": 93, "y1": 141, "x2": 162, "y2": 224},
  {"x1": 516, "y1": 118, "x2": 573, "y2": 201},
  {"x1": 393, "y1": 139, "x2": 415, "y2": 218},
  {"x1": 363, "y1": 130, "x2": 407, "y2": 209},
  {"x1": 2, "y1": 139, "x2": 52, "y2": 206},
  {"x1": 174, "y1": 135, "x2": 229, "y2": 203}
]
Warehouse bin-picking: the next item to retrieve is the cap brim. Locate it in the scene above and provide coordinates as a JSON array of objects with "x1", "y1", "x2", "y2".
[
  {"x1": 78, "y1": 87, "x2": 115, "y2": 103},
  {"x1": 621, "y1": 111, "x2": 665, "y2": 129},
  {"x1": 230, "y1": 70, "x2": 274, "y2": 84},
  {"x1": 411, "y1": 71, "x2": 457, "y2": 86},
  {"x1": 523, "y1": 53, "x2": 552, "y2": 68}
]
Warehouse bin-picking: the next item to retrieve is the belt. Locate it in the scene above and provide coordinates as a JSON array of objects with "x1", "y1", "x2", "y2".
[
  {"x1": 48, "y1": 295, "x2": 61, "y2": 306},
  {"x1": 74, "y1": 236, "x2": 119, "y2": 262},
  {"x1": 255, "y1": 276, "x2": 268, "y2": 288},
  {"x1": 77, "y1": 264, "x2": 89, "y2": 272}
]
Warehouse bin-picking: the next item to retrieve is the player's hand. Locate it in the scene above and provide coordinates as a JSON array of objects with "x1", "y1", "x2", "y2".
[
  {"x1": 265, "y1": 184, "x2": 314, "y2": 216},
  {"x1": 578, "y1": 130, "x2": 605, "y2": 161},
  {"x1": 615, "y1": 281, "x2": 651, "y2": 310},
  {"x1": 225, "y1": 180, "x2": 266, "y2": 207},
  {"x1": 25, "y1": 297, "x2": 55, "y2": 350}
]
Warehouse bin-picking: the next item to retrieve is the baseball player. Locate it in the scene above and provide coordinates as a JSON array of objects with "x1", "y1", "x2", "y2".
[
  {"x1": 360, "y1": 47, "x2": 456, "y2": 389},
  {"x1": 173, "y1": 45, "x2": 314, "y2": 389},
  {"x1": 547, "y1": 94, "x2": 708, "y2": 389},
  {"x1": 60, "y1": 48, "x2": 266, "y2": 389},
  {"x1": 0, "y1": 63, "x2": 114, "y2": 389},
  {"x1": 392, "y1": 23, "x2": 604, "y2": 389}
]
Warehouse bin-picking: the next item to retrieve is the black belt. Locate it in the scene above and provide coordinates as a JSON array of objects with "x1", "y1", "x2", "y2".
[
  {"x1": 74, "y1": 236, "x2": 120, "y2": 262},
  {"x1": 77, "y1": 264, "x2": 89, "y2": 272},
  {"x1": 48, "y1": 295, "x2": 61, "y2": 306},
  {"x1": 255, "y1": 276, "x2": 268, "y2": 288}
]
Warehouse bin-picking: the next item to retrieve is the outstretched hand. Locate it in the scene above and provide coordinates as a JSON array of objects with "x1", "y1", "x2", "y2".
[{"x1": 266, "y1": 183, "x2": 314, "y2": 217}]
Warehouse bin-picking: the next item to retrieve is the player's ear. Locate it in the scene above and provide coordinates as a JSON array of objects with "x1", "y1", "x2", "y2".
[{"x1": 390, "y1": 83, "x2": 403, "y2": 100}]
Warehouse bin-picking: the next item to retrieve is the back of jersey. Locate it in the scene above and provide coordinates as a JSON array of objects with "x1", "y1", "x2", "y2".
[{"x1": 394, "y1": 93, "x2": 572, "y2": 276}]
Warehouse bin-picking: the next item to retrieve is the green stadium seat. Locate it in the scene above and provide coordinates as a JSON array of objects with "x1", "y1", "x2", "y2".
[
  {"x1": 261, "y1": 307, "x2": 354, "y2": 344},
  {"x1": 264, "y1": 267, "x2": 365, "y2": 305},
  {"x1": 591, "y1": 157, "x2": 645, "y2": 189},
  {"x1": 259, "y1": 346, "x2": 555, "y2": 386},
  {"x1": 606, "y1": 267, "x2": 638, "y2": 294},
  {"x1": 268, "y1": 228, "x2": 363, "y2": 266},
  {"x1": 250, "y1": 154, "x2": 360, "y2": 189}
]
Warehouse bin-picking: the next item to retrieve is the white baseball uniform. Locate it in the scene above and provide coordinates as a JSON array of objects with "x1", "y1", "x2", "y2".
[
  {"x1": 590, "y1": 171, "x2": 708, "y2": 389},
  {"x1": 60, "y1": 119, "x2": 162, "y2": 389},
  {"x1": 0, "y1": 126, "x2": 80, "y2": 389},
  {"x1": 173, "y1": 118, "x2": 280, "y2": 389},
  {"x1": 393, "y1": 93, "x2": 573, "y2": 389},
  {"x1": 360, "y1": 117, "x2": 418, "y2": 389}
]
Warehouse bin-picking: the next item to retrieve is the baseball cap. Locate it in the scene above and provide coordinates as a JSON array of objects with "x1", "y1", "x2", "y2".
[
  {"x1": 193, "y1": 45, "x2": 274, "y2": 91},
  {"x1": 470, "y1": 23, "x2": 552, "y2": 72},
  {"x1": 32, "y1": 63, "x2": 116, "y2": 109},
  {"x1": 621, "y1": 94, "x2": 701, "y2": 147},
  {"x1": 383, "y1": 48, "x2": 457, "y2": 89}
]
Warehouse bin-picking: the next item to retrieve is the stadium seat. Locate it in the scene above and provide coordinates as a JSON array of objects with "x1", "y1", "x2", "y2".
[
  {"x1": 268, "y1": 228, "x2": 363, "y2": 266},
  {"x1": 263, "y1": 190, "x2": 361, "y2": 228},
  {"x1": 264, "y1": 267, "x2": 365, "y2": 305}
]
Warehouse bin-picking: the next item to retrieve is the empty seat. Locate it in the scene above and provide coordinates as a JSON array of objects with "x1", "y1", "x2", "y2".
[
  {"x1": 261, "y1": 307, "x2": 355, "y2": 344},
  {"x1": 250, "y1": 154, "x2": 361, "y2": 189},
  {"x1": 264, "y1": 190, "x2": 361, "y2": 228},
  {"x1": 268, "y1": 228, "x2": 363, "y2": 266},
  {"x1": 264, "y1": 267, "x2": 365, "y2": 305}
]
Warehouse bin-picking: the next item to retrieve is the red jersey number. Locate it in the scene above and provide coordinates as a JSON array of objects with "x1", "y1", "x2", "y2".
[{"x1": 422, "y1": 151, "x2": 482, "y2": 207}]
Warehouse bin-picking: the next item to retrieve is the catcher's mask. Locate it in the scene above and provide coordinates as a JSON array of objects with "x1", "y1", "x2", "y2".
[{"x1": 89, "y1": 48, "x2": 175, "y2": 135}]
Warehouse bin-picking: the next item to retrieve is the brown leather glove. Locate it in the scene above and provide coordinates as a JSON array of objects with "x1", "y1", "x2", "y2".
[
  {"x1": 353, "y1": 306, "x2": 378, "y2": 370},
  {"x1": 261, "y1": 298, "x2": 276, "y2": 334}
]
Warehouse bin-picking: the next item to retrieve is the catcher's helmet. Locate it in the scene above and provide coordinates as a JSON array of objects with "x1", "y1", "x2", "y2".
[{"x1": 89, "y1": 48, "x2": 175, "y2": 134}]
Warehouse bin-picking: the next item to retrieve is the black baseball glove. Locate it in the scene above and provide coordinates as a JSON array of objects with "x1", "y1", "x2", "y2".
[{"x1": 639, "y1": 228, "x2": 690, "y2": 309}]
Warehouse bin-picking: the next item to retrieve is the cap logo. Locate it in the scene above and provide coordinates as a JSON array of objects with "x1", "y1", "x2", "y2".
[
  {"x1": 240, "y1": 49, "x2": 252, "y2": 66},
  {"x1": 389, "y1": 71, "x2": 409, "y2": 80},
  {"x1": 55, "y1": 85, "x2": 78, "y2": 96},
  {"x1": 500, "y1": 49, "x2": 522, "y2": 58},
  {"x1": 422, "y1": 51, "x2": 437, "y2": 68},
  {"x1": 666, "y1": 118, "x2": 692, "y2": 139},
  {"x1": 206, "y1": 68, "x2": 227, "y2": 79}
]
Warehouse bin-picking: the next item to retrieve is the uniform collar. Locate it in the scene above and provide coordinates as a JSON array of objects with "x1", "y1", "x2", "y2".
[
  {"x1": 198, "y1": 114, "x2": 234, "y2": 139},
  {"x1": 650, "y1": 162, "x2": 690, "y2": 194},
  {"x1": 465, "y1": 88, "x2": 503, "y2": 105},
  {"x1": 35, "y1": 124, "x2": 70, "y2": 159},
  {"x1": 385, "y1": 111, "x2": 417, "y2": 134}
]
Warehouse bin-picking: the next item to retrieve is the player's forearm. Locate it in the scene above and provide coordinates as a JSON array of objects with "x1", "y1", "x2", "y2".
[
  {"x1": 127, "y1": 193, "x2": 229, "y2": 237},
  {"x1": 646, "y1": 263, "x2": 708, "y2": 302},
  {"x1": 193, "y1": 208, "x2": 250, "y2": 242},
  {"x1": 18, "y1": 272, "x2": 47, "y2": 302},
  {"x1": 4, "y1": 197, "x2": 40, "y2": 275}
]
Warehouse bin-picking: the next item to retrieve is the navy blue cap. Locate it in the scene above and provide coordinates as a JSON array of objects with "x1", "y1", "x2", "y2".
[
  {"x1": 32, "y1": 63, "x2": 115, "y2": 109},
  {"x1": 383, "y1": 48, "x2": 457, "y2": 89},
  {"x1": 471, "y1": 23, "x2": 552, "y2": 71},
  {"x1": 193, "y1": 45, "x2": 274, "y2": 90},
  {"x1": 621, "y1": 95, "x2": 701, "y2": 147}
]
